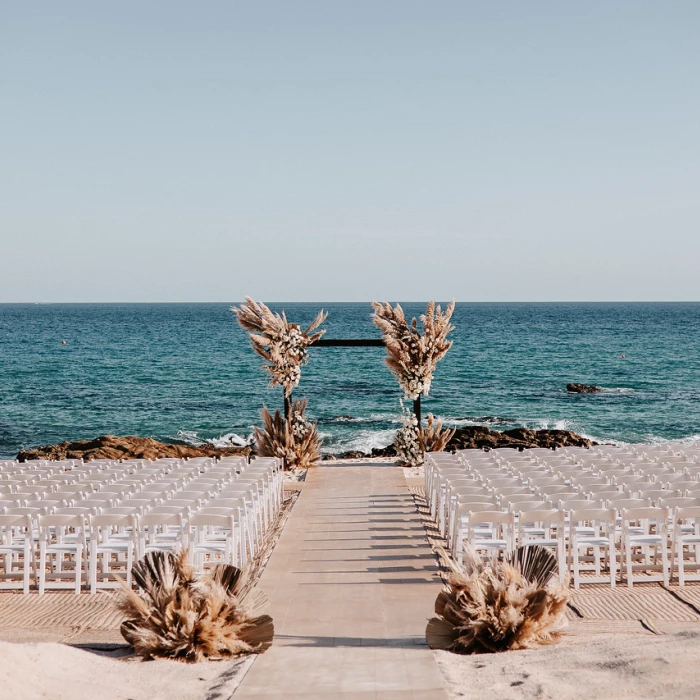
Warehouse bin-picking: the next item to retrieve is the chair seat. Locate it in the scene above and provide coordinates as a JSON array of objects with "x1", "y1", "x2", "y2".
[
  {"x1": 628, "y1": 535, "x2": 663, "y2": 546},
  {"x1": 471, "y1": 539, "x2": 508, "y2": 549},
  {"x1": 576, "y1": 537, "x2": 611, "y2": 547}
]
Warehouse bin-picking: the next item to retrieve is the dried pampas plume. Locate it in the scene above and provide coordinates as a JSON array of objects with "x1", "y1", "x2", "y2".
[
  {"x1": 372, "y1": 300, "x2": 455, "y2": 400},
  {"x1": 426, "y1": 545, "x2": 569, "y2": 654},
  {"x1": 232, "y1": 297, "x2": 327, "y2": 397},
  {"x1": 118, "y1": 550, "x2": 274, "y2": 662},
  {"x1": 254, "y1": 398, "x2": 321, "y2": 469},
  {"x1": 419, "y1": 413, "x2": 456, "y2": 454}
]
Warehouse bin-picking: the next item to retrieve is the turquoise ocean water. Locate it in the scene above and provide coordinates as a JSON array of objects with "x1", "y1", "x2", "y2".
[{"x1": 1, "y1": 303, "x2": 699, "y2": 459}]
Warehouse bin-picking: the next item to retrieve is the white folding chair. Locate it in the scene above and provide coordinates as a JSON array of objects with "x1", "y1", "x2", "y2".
[
  {"x1": 463, "y1": 510, "x2": 515, "y2": 566},
  {"x1": 517, "y1": 507, "x2": 567, "y2": 583},
  {"x1": 189, "y1": 512, "x2": 239, "y2": 571},
  {"x1": 88, "y1": 513, "x2": 136, "y2": 593},
  {"x1": 0, "y1": 514, "x2": 34, "y2": 593},
  {"x1": 620, "y1": 506, "x2": 669, "y2": 587},
  {"x1": 37, "y1": 514, "x2": 86, "y2": 594},
  {"x1": 569, "y1": 508, "x2": 617, "y2": 588},
  {"x1": 671, "y1": 506, "x2": 700, "y2": 585}
]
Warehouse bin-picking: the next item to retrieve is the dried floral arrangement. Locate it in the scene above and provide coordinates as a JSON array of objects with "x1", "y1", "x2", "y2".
[
  {"x1": 393, "y1": 400, "x2": 422, "y2": 466},
  {"x1": 232, "y1": 297, "x2": 327, "y2": 397},
  {"x1": 426, "y1": 545, "x2": 569, "y2": 654},
  {"x1": 118, "y1": 550, "x2": 274, "y2": 662},
  {"x1": 419, "y1": 413, "x2": 456, "y2": 454},
  {"x1": 254, "y1": 398, "x2": 321, "y2": 469},
  {"x1": 371, "y1": 300, "x2": 455, "y2": 400},
  {"x1": 393, "y1": 403, "x2": 456, "y2": 466}
]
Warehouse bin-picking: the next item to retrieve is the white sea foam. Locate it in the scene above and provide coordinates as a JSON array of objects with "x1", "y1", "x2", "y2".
[
  {"x1": 323, "y1": 428, "x2": 396, "y2": 455},
  {"x1": 175, "y1": 429, "x2": 255, "y2": 448}
]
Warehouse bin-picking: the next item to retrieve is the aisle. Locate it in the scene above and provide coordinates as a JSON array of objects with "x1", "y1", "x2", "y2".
[{"x1": 234, "y1": 461, "x2": 448, "y2": 699}]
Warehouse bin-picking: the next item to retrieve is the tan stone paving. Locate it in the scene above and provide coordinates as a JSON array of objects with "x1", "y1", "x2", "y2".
[{"x1": 233, "y1": 460, "x2": 449, "y2": 699}]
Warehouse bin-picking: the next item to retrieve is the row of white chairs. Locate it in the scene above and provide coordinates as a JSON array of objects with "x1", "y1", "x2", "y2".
[
  {"x1": 425, "y1": 446, "x2": 700, "y2": 588},
  {"x1": 0, "y1": 455, "x2": 284, "y2": 594}
]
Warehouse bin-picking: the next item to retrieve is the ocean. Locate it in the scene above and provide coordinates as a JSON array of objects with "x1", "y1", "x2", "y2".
[{"x1": 1, "y1": 302, "x2": 699, "y2": 459}]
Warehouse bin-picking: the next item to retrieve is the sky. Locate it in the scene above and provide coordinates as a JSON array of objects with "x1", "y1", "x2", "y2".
[{"x1": 2, "y1": 2, "x2": 699, "y2": 303}]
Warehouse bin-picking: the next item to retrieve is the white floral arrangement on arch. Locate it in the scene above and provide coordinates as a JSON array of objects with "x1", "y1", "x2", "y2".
[
  {"x1": 371, "y1": 300, "x2": 455, "y2": 400},
  {"x1": 232, "y1": 297, "x2": 327, "y2": 397},
  {"x1": 393, "y1": 400, "x2": 422, "y2": 466}
]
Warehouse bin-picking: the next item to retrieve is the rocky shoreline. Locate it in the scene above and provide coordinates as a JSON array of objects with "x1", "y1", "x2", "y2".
[
  {"x1": 324, "y1": 424, "x2": 596, "y2": 459},
  {"x1": 16, "y1": 434, "x2": 251, "y2": 462},
  {"x1": 17, "y1": 426, "x2": 596, "y2": 463}
]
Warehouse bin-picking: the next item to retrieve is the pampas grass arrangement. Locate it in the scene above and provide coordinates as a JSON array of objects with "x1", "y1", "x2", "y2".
[
  {"x1": 426, "y1": 545, "x2": 569, "y2": 654},
  {"x1": 232, "y1": 297, "x2": 327, "y2": 397},
  {"x1": 254, "y1": 398, "x2": 321, "y2": 469},
  {"x1": 372, "y1": 300, "x2": 455, "y2": 400},
  {"x1": 419, "y1": 413, "x2": 456, "y2": 454},
  {"x1": 118, "y1": 550, "x2": 274, "y2": 662},
  {"x1": 394, "y1": 406, "x2": 456, "y2": 466}
]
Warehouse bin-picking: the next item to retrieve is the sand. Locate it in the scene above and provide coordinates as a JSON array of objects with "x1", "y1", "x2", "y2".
[
  {"x1": 0, "y1": 641, "x2": 253, "y2": 700},
  {"x1": 435, "y1": 626, "x2": 700, "y2": 700}
]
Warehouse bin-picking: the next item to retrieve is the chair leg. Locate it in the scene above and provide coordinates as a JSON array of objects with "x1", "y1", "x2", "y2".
[
  {"x1": 626, "y1": 540, "x2": 633, "y2": 588},
  {"x1": 23, "y1": 541, "x2": 30, "y2": 595},
  {"x1": 126, "y1": 543, "x2": 133, "y2": 589},
  {"x1": 90, "y1": 543, "x2": 97, "y2": 594},
  {"x1": 75, "y1": 546, "x2": 83, "y2": 594},
  {"x1": 38, "y1": 542, "x2": 46, "y2": 595},
  {"x1": 609, "y1": 537, "x2": 616, "y2": 588},
  {"x1": 662, "y1": 541, "x2": 670, "y2": 587}
]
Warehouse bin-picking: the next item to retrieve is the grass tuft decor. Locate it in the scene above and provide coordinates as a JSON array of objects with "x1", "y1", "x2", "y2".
[
  {"x1": 426, "y1": 545, "x2": 569, "y2": 654},
  {"x1": 118, "y1": 550, "x2": 274, "y2": 662}
]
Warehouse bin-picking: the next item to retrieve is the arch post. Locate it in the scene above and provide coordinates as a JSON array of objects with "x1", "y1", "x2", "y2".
[{"x1": 413, "y1": 395, "x2": 422, "y2": 427}]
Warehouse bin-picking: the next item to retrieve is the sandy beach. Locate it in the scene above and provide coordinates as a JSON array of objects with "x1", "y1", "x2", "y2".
[{"x1": 2, "y1": 459, "x2": 700, "y2": 699}]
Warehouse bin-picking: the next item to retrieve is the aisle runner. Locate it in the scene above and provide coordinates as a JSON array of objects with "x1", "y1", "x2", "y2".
[{"x1": 234, "y1": 461, "x2": 448, "y2": 699}]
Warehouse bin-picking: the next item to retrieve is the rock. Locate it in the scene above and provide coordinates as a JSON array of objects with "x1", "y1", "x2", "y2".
[
  {"x1": 445, "y1": 425, "x2": 595, "y2": 451},
  {"x1": 17, "y1": 434, "x2": 251, "y2": 462},
  {"x1": 567, "y1": 383, "x2": 601, "y2": 394},
  {"x1": 320, "y1": 425, "x2": 594, "y2": 460}
]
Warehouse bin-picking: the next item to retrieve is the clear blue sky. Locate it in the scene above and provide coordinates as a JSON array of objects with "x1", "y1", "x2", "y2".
[{"x1": 2, "y1": 2, "x2": 699, "y2": 302}]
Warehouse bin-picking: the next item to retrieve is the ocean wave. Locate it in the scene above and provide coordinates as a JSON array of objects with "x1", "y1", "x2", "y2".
[
  {"x1": 323, "y1": 428, "x2": 396, "y2": 455},
  {"x1": 174, "y1": 429, "x2": 255, "y2": 448},
  {"x1": 437, "y1": 415, "x2": 515, "y2": 427},
  {"x1": 598, "y1": 387, "x2": 635, "y2": 394}
]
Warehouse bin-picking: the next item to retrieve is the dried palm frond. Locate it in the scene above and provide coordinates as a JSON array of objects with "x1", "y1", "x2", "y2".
[
  {"x1": 232, "y1": 297, "x2": 327, "y2": 397},
  {"x1": 253, "y1": 399, "x2": 321, "y2": 469},
  {"x1": 418, "y1": 413, "x2": 456, "y2": 453},
  {"x1": 118, "y1": 550, "x2": 274, "y2": 662},
  {"x1": 426, "y1": 545, "x2": 569, "y2": 654},
  {"x1": 371, "y1": 300, "x2": 455, "y2": 400}
]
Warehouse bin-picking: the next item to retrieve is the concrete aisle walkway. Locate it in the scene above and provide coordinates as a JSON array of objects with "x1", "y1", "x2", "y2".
[{"x1": 234, "y1": 461, "x2": 448, "y2": 699}]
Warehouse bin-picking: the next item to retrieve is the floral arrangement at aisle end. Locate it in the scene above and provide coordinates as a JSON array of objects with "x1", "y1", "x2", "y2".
[
  {"x1": 426, "y1": 545, "x2": 569, "y2": 654},
  {"x1": 118, "y1": 550, "x2": 274, "y2": 662},
  {"x1": 254, "y1": 398, "x2": 322, "y2": 469},
  {"x1": 232, "y1": 297, "x2": 327, "y2": 397},
  {"x1": 371, "y1": 300, "x2": 455, "y2": 400},
  {"x1": 393, "y1": 400, "x2": 422, "y2": 466},
  {"x1": 393, "y1": 402, "x2": 456, "y2": 466}
]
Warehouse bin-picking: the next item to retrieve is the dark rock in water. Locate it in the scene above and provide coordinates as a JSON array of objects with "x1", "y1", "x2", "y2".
[
  {"x1": 17, "y1": 434, "x2": 251, "y2": 462},
  {"x1": 567, "y1": 383, "x2": 602, "y2": 394},
  {"x1": 445, "y1": 425, "x2": 595, "y2": 451},
  {"x1": 371, "y1": 445, "x2": 397, "y2": 458}
]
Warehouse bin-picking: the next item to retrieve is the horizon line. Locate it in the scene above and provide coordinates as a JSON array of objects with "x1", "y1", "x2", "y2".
[{"x1": 2, "y1": 300, "x2": 700, "y2": 305}]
